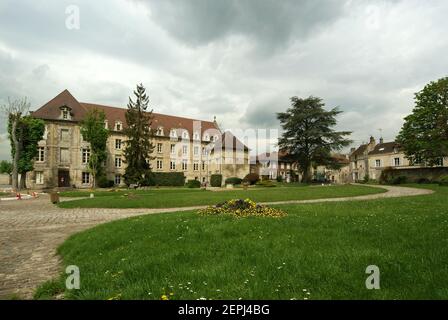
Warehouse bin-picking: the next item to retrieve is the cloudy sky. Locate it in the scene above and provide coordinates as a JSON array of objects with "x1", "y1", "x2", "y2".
[{"x1": 1, "y1": 0, "x2": 448, "y2": 160}]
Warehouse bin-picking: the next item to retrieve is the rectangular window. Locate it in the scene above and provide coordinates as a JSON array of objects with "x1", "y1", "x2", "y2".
[
  {"x1": 194, "y1": 146, "x2": 199, "y2": 156},
  {"x1": 182, "y1": 145, "x2": 188, "y2": 155},
  {"x1": 193, "y1": 162, "x2": 199, "y2": 171},
  {"x1": 82, "y1": 148, "x2": 90, "y2": 164},
  {"x1": 62, "y1": 109, "x2": 69, "y2": 119},
  {"x1": 202, "y1": 161, "x2": 206, "y2": 171},
  {"x1": 36, "y1": 171, "x2": 44, "y2": 184},
  {"x1": 115, "y1": 156, "x2": 122, "y2": 168},
  {"x1": 115, "y1": 139, "x2": 122, "y2": 149},
  {"x1": 157, "y1": 143, "x2": 163, "y2": 153},
  {"x1": 157, "y1": 159, "x2": 163, "y2": 170},
  {"x1": 115, "y1": 174, "x2": 121, "y2": 185},
  {"x1": 82, "y1": 172, "x2": 90, "y2": 184},
  {"x1": 60, "y1": 129, "x2": 70, "y2": 141},
  {"x1": 182, "y1": 160, "x2": 188, "y2": 171},
  {"x1": 394, "y1": 157, "x2": 400, "y2": 166},
  {"x1": 375, "y1": 159, "x2": 381, "y2": 167},
  {"x1": 170, "y1": 160, "x2": 176, "y2": 170},
  {"x1": 170, "y1": 144, "x2": 175, "y2": 155},
  {"x1": 435, "y1": 157, "x2": 443, "y2": 166},
  {"x1": 37, "y1": 147, "x2": 45, "y2": 162},
  {"x1": 60, "y1": 148, "x2": 70, "y2": 164}
]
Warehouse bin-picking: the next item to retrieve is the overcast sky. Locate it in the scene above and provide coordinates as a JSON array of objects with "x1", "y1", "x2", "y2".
[{"x1": 1, "y1": 0, "x2": 448, "y2": 160}]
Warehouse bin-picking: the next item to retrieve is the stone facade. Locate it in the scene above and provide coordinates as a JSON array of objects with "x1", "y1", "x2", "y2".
[
  {"x1": 27, "y1": 90, "x2": 249, "y2": 189},
  {"x1": 349, "y1": 137, "x2": 448, "y2": 182}
]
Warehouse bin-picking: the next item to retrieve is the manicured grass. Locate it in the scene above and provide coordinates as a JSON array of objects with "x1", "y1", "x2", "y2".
[
  {"x1": 37, "y1": 185, "x2": 448, "y2": 300},
  {"x1": 58, "y1": 184, "x2": 385, "y2": 209}
]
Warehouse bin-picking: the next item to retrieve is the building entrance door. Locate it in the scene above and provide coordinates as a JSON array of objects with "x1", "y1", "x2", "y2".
[{"x1": 58, "y1": 170, "x2": 70, "y2": 187}]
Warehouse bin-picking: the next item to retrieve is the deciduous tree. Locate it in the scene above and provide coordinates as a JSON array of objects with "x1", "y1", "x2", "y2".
[
  {"x1": 80, "y1": 108, "x2": 109, "y2": 188},
  {"x1": 397, "y1": 77, "x2": 448, "y2": 165}
]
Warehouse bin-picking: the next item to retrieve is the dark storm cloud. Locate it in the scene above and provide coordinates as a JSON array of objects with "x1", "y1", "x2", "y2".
[{"x1": 142, "y1": 0, "x2": 345, "y2": 49}]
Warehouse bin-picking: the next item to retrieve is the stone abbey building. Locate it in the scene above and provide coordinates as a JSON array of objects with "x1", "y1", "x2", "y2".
[{"x1": 28, "y1": 90, "x2": 249, "y2": 189}]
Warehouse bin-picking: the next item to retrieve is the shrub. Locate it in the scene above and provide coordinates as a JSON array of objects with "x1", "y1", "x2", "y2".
[
  {"x1": 97, "y1": 176, "x2": 114, "y2": 188},
  {"x1": 152, "y1": 172, "x2": 185, "y2": 186},
  {"x1": 416, "y1": 177, "x2": 431, "y2": 184},
  {"x1": 379, "y1": 167, "x2": 395, "y2": 184},
  {"x1": 243, "y1": 173, "x2": 259, "y2": 185},
  {"x1": 198, "y1": 198, "x2": 287, "y2": 218},
  {"x1": 256, "y1": 180, "x2": 276, "y2": 187},
  {"x1": 140, "y1": 172, "x2": 156, "y2": 187},
  {"x1": 210, "y1": 174, "x2": 223, "y2": 187},
  {"x1": 439, "y1": 175, "x2": 448, "y2": 186},
  {"x1": 391, "y1": 176, "x2": 407, "y2": 185},
  {"x1": 225, "y1": 177, "x2": 243, "y2": 185},
  {"x1": 186, "y1": 179, "x2": 201, "y2": 188},
  {"x1": 276, "y1": 175, "x2": 283, "y2": 182}
]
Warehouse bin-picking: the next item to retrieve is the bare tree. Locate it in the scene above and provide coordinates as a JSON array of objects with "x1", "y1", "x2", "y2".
[{"x1": 1, "y1": 97, "x2": 30, "y2": 191}]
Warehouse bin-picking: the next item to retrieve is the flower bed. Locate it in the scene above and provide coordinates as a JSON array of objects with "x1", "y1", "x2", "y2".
[{"x1": 198, "y1": 198, "x2": 287, "y2": 218}]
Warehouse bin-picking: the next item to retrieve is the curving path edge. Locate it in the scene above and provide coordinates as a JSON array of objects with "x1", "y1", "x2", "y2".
[{"x1": 0, "y1": 184, "x2": 433, "y2": 299}]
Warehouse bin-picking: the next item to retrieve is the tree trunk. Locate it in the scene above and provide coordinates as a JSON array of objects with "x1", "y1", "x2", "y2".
[
  {"x1": 19, "y1": 172, "x2": 27, "y2": 190},
  {"x1": 301, "y1": 163, "x2": 312, "y2": 183},
  {"x1": 11, "y1": 117, "x2": 20, "y2": 192}
]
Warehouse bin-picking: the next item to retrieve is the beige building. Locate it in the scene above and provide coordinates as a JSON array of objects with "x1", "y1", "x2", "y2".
[
  {"x1": 27, "y1": 90, "x2": 249, "y2": 189},
  {"x1": 313, "y1": 154, "x2": 351, "y2": 184},
  {"x1": 350, "y1": 137, "x2": 448, "y2": 182},
  {"x1": 250, "y1": 151, "x2": 300, "y2": 182}
]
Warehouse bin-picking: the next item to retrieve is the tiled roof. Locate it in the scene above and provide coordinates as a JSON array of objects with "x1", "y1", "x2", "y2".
[
  {"x1": 351, "y1": 144, "x2": 368, "y2": 157},
  {"x1": 368, "y1": 142, "x2": 400, "y2": 155},
  {"x1": 31, "y1": 89, "x2": 222, "y2": 140}
]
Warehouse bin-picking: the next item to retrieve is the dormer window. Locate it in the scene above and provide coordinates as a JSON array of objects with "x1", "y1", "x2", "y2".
[
  {"x1": 182, "y1": 130, "x2": 189, "y2": 140},
  {"x1": 156, "y1": 127, "x2": 164, "y2": 136},
  {"x1": 60, "y1": 106, "x2": 72, "y2": 120},
  {"x1": 193, "y1": 132, "x2": 200, "y2": 140},
  {"x1": 204, "y1": 134, "x2": 210, "y2": 141},
  {"x1": 104, "y1": 120, "x2": 108, "y2": 129},
  {"x1": 170, "y1": 129, "x2": 177, "y2": 138},
  {"x1": 115, "y1": 121, "x2": 122, "y2": 131}
]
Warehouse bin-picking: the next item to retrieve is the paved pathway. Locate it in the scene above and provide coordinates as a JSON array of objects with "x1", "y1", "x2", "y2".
[{"x1": 0, "y1": 185, "x2": 433, "y2": 299}]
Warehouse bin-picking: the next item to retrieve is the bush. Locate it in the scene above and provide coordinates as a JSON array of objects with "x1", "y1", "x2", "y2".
[
  {"x1": 97, "y1": 176, "x2": 114, "y2": 188},
  {"x1": 416, "y1": 177, "x2": 431, "y2": 184},
  {"x1": 391, "y1": 176, "x2": 407, "y2": 185},
  {"x1": 243, "y1": 173, "x2": 259, "y2": 185},
  {"x1": 186, "y1": 179, "x2": 201, "y2": 188},
  {"x1": 140, "y1": 173, "x2": 156, "y2": 187},
  {"x1": 225, "y1": 177, "x2": 243, "y2": 185},
  {"x1": 256, "y1": 180, "x2": 276, "y2": 187},
  {"x1": 439, "y1": 175, "x2": 448, "y2": 186},
  {"x1": 152, "y1": 172, "x2": 185, "y2": 186},
  {"x1": 210, "y1": 174, "x2": 223, "y2": 187},
  {"x1": 276, "y1": 175, "x2": 283, "y2": 182},
  {"x1": 379, "y1": 167, "x2": 395, "y2": 184}
]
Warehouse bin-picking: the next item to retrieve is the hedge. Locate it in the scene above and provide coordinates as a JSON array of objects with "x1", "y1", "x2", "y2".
[
  {"x1": 152, "y1": 172, "x2": 186, "y2": 186},
  {"x1": 98, "y1": 176, "x2": 114, "y2": 188},
  {"x1": 225, "y1": 177, "x2": 243, "y2": 185},
  {"x1": 186, "y1": 179, "x2": 201, "y2": 188},
  {"x1": 210, "y1": 174, "x2": 223, "y2": 187}
]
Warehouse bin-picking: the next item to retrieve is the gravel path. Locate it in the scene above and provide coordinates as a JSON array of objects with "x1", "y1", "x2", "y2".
[{"x1": 0, "y1": 184, "x2": 433, "y2": 299}]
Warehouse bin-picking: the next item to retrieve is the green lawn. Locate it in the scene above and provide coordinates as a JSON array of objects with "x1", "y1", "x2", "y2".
[
  {"x1": 37, "y1": 184, "x2": 448, "y2": 300},
  {"x1": 58, "y1": 184, "x2": 385, "y2": 209}
]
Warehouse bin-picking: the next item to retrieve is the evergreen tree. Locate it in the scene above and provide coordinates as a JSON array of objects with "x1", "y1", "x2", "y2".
[
  {"x1": 397, "y1": 77, "x2": 448, "y2": 165},
  {"x1": 277, "y1": 96, "x2": 352, "y2": 183},
  {"x1": 123, "y1": 83, "x2": 155, "y2": 185},
  {"x1": 80, "y1": 108, "x2": 109, "y2": 188}
]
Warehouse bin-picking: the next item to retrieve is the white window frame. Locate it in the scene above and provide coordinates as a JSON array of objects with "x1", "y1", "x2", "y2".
[
  {"x1": 114, "y1": 174, "x2": 121, "y2": 185},
  {"x1": 182, "y1": 145, "x2": 188, "y2": 156},
  {"x1": 394, "y1": 157, "x2": 400, "y2": 166},
  {"x1": 375, "y1": 159, "x2": 381, "y2": 167},
  {"x1": 82, "y1": 172, "x2": 90, "y2": 185},
  {"x1": 115, "y1": 156, "x2": 122, "y2": 168},
  {"x1": 115, "y1": 139, "x2": 122, "y2": 149},
  {"x1": 36, "y1": 171, "x2": 44, "y2": 185},
  {"x1": 157, "y1": 159, "x2": 163, "y2": 170},
  {"x1": 157, "y1": 143, "x2": 163, "y2": 153},
  {"x1": 37, "y1": 147, "x2": 45, "y2": 162},
  {"x1": 170, "y1": 160, "x2": 176, "y2": 170},
  {"x1": 170, "y1": 144, "x2": 175, "y2": 155},
  {"x1": 82, "y1": 148, "x2": 90, "y2": 164},
  {"x1": 182, "y1": 160, "x2": 188, "y2": 171}
]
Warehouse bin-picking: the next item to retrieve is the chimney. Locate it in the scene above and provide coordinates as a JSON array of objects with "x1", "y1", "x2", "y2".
[
  {"x1": 369, "y1": 136, "x2": 375, "y2": 144},
  {"x1": 379, "y1": 137, "x2": 384, "y2": 144}
]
